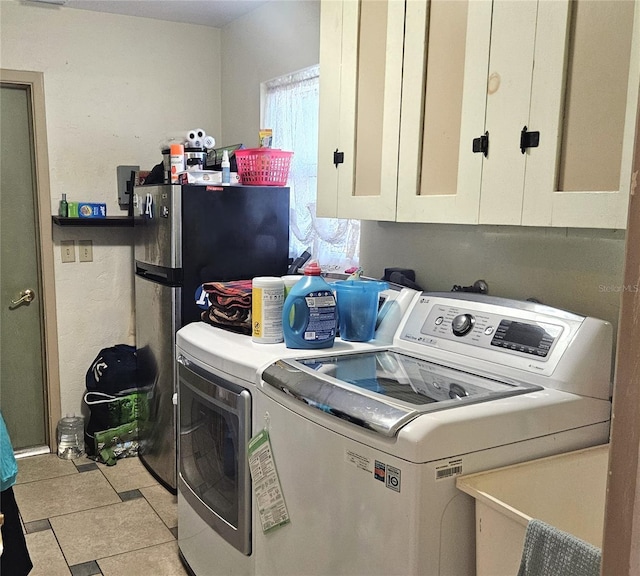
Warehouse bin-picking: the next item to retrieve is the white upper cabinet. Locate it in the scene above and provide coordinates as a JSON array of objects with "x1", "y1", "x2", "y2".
[
  {"x1": 318, "y1": 0, "x2": 640, "y2": 229},
  {"x1": 520, "y1": 0, "x2": 639, "y2": 228},
  {"x1": 317, "y1": 0, "x2": 405, "y2": 221},
  {"x1": 397, "y1": 0, "x2": 493, "y2": 224}
]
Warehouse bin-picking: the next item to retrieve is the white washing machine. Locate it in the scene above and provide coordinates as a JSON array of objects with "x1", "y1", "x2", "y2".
[
  {"x1": 176, "y1": 286, "x2": 419, "y2": 576},
  {"x1": 253, "y1": 293, "x2": 612, "y2": 576}
]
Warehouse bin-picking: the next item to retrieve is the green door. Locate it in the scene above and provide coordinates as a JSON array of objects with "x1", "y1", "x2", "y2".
[{"x1": 0, "y1": 83, "x2": 47, "y2": 450}]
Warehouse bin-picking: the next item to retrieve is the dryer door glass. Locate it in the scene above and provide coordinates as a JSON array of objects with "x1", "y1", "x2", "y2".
[{"x1": 178, "y1": 359, "x2": 252, "y2": 555}]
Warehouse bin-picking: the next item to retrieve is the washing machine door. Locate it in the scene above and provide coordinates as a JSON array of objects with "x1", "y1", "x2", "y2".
[{"x1": 261, "y1": 350, "x2": 541, "y2": 437}]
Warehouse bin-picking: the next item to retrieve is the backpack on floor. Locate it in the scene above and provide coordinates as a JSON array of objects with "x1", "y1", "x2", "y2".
[
  {"x1": 85, "y1": 344, "x2": 138, "y2": 396},
  {"x1": 83, "y1": 344, "x2": 144, "y2": 465}
]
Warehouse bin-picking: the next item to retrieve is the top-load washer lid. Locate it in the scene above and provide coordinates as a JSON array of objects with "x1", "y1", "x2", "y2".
[{"x1": 261, "y1": 350, "x2": 542, "y2": 438}]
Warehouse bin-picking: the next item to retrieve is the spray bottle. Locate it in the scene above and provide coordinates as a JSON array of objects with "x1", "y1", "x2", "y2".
[{"x1": 221, "y1": 149, "x2": 230, "y2": 185}]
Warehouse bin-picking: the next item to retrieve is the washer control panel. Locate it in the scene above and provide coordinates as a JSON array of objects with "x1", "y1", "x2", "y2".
[{"x1": 398, "y1": 294, "x2": 582, "y2": 372}]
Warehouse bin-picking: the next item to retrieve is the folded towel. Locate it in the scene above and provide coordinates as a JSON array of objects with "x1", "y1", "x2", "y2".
[
  {"x1": 517, "y1": 519, "x2": 601, "y2": 576},
  {"x1": 200, "y1": 280, "x2": 253, "y2": 335}
]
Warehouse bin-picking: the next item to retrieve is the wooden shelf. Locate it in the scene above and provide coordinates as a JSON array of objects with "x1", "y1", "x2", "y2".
[{"x1": 52, "y1": 216, "x2": 134, "y2": 227}]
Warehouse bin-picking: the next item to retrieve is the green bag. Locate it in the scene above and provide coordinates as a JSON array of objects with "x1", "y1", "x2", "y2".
[
  {"x1": 84, "y1": 391, "x2": 149, "y2": 429},
  {"x1": 93, "y1": 421, "x2": 140, "y2": 466},
  {"x1": 84, "y1": 390, "x2": 149, "y2": 464}
]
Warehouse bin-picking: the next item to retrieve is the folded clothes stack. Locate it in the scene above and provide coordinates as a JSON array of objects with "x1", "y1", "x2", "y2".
[{"x1": 201, "y1": 280, "x2": 253, "y2": 335}]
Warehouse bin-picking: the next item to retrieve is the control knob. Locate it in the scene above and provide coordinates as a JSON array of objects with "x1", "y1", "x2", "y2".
[{"x1": 451, "y1": 313, "x2": 475, "y2": 336}]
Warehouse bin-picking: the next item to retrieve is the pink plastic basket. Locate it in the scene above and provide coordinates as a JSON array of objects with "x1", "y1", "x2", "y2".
[{"x1": 235, "y1": 148, "x2": 293, "y2": 186}]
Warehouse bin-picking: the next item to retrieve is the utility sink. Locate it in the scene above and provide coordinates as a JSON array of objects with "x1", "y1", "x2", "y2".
[{"x1": 456, "y1": 444, "x2": 609, "y2": 576}]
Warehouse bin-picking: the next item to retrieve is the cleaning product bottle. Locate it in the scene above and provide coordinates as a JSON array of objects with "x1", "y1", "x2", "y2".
[
  {"x1": 282, "y1": 260, "x2": 337, "y2": 349},
  {"x1": 221, "y1": 149, "x2": 230, "y2": 185},
  {"x1": 252, "y1": 276, "x2": 285, "y2": 344},
  {"x1": 58, "y1": 193, "x2": 68, "y2": 217},
  {"x1": 170, "y1": 143, "x2": 185, "y2": 183}
]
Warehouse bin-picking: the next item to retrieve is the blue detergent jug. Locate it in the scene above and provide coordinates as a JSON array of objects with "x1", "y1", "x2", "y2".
[{"x1": 282, "y1": 260, "x2": 337, "y2": 349}]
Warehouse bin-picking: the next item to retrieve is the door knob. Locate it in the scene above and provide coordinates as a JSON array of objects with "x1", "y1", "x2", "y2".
[{"x1": 10, "y1": 289, "x2": 35, "y2": 307}]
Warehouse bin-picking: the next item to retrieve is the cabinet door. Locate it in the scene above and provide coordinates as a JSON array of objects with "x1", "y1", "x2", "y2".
[
  {"x1": 477, "y1": 0, "x2": 539, "y2": 225},
  {"x1": 317, "y1": 0, "x2": 405, "y2": 221},
  {"x1": 522, "y1": 0, "x2": 639, "y2": 229},
  {"x1": 396, "y1": 0, "x2": 492, "y2": 224}
]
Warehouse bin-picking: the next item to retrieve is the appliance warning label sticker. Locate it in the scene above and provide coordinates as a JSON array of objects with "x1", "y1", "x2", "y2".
[
  {"x1": 374, "y1": 460, "x2": 401, "y2": 493},
  {"x1": 385, "y1": 465, "x2": 401, "y2": 492},
  {"x1": 345, "y1": 450, "x2": 373, "y2": 472},
  {"x1": 345, "y1": 451, "x2": 401, "y2": 492}
]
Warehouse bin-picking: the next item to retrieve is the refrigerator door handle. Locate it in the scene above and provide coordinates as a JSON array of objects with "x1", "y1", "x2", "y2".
[
  {"x1": 137, "y1": 267, "x2": 169, "y2": 283},
  {"x1": 135, "y1": 262, "x2": 182, "y2": 286}
]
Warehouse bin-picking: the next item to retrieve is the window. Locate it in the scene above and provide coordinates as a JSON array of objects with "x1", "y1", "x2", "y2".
[{"x1": 262, "y1": 66, "x2": 360, "y2": 272}]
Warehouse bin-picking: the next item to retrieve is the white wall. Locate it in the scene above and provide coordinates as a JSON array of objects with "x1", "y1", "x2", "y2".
[
  {"x1": 0, "y1": 0, "x2": 222, "y2": 416},
  {"x1": 220, "y1": 0, "x2": 320, "y2": 147},
  {"x1": 360, "y1": 222, "x2": 625, "y2": 335}
]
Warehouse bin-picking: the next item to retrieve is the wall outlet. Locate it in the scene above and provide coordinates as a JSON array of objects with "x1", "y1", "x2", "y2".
[
  {"x1": 61, "y1": 240, "x2": 75, "y2": 263},
  {"x1": 78, "y1": 240, "x2": 93, "y2": 262}
]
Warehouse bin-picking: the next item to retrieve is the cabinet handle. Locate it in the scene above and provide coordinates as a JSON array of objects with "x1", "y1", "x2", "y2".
[
  {"x1": 472, "y1": 132, "x2": 489, "y2": 157},
  {"x1": 520, "y1": 126, "x2": 540, "y2": 154},
  {"x1": 333, "y1": 149, "x2": 344, "y2": 167}
]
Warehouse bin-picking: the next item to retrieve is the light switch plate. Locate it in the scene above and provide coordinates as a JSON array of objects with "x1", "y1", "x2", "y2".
[
  {"x1": 61, "y1": 240, "x2": 75, "y2": 263},
  {"x1": 78, "y1": 240, "x2": 93, "y2": 262}
]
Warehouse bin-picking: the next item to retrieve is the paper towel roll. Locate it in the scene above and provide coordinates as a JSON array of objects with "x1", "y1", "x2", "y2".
[{"x1": 187, "y1": 128, "x2": 206, "y2": 146}]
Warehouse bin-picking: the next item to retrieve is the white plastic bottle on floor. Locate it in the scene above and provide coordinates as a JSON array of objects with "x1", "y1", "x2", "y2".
[{"x1": 56, "y1": 414, "x2": 84, "y2": 460}]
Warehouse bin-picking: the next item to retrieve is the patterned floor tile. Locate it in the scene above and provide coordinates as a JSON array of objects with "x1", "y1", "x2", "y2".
[
  {"x1": 50, "y1": 498, "x2": 174, "y2": 566},
  {"x1": 140, "y1": 484, "x2": 178, "y2": 529},
  {"x1": 14, "y1": 469, "x2": 120, "y2": 522},
  {"x1": 17, "y1": 454, "x2": 182, "y2": 574},
  {"x1": 25, "y1": 529, "x2": 72, "y2": 576},
  {"x1": 69, "y1": 560, "x2": 102, "y2": 576},
  {"x1": 118, "y1": 489, "x2": 143, "y2": 501},
  {"x1": 98, "y1": 541, "x2": 188, "y2": 576},
  {"x1": 97, "y1": 457, "x2": 158, "y2": 493},
  {"x1": 24, "y1": 518, "x2": 52, "y2": 534},
  {"x1": 16, "y1": 454, "x2": 78, "y2": 484}
]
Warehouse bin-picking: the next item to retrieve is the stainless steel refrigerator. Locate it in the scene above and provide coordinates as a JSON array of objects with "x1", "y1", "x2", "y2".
[{"x1": 133, "y1": 183, "x2": 289, "y2": 492}]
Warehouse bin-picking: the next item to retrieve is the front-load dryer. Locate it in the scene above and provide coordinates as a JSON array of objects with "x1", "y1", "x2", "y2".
[{"x1": 176, "y1": 286, "x2": 419, "y2": 575}]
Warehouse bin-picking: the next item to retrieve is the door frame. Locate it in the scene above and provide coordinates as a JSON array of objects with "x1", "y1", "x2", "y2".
[
  {"x1": 1, "y1": 68, "x2": 61, "y2": 453},
  {"x1": 601, "y1": 48, "x2": 640, "y2": 573}
]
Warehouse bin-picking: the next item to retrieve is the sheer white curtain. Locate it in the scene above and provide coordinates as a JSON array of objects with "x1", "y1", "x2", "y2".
[{"x1": 263, "y1": 66, "x2": 360, "y2": 272}]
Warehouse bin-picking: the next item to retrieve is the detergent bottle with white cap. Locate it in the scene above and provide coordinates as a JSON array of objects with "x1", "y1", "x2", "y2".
[{"x1": 282, "y1": 260, "x2": 337, "y2": 349}]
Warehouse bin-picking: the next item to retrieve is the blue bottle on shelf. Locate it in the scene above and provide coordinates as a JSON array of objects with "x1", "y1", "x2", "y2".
[{"x1": 282, "y1": 260, "x2": 337, "y2": 349}]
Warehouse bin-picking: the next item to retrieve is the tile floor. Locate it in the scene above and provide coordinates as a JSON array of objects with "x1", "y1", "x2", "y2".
[{"x1": 13, "y1": 453, "x2": 189, "y2": 576}]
